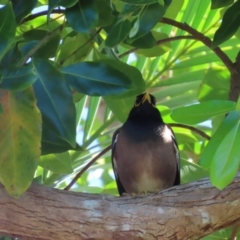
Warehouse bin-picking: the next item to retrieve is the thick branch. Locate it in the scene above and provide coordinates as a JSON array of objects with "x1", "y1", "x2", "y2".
[
  {"x1": 1, "y1": 174, "x2": 240, "y2": 239},
  {"x1": 160, "y1": 17, "x2": 235, "y2": 73}
]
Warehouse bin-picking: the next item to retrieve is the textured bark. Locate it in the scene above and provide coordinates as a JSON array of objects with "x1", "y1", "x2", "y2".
[
  {"x1": 1, "y1": 174, "x2": 240, "y2": 240},
  {"x1": 229, "y1": 52, "x2": 240, "y2": 101}
]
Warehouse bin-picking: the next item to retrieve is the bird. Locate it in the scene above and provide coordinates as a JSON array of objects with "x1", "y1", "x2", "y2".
[{"x1": 111, "y1": 92, "x2": 180, "y2": 196}]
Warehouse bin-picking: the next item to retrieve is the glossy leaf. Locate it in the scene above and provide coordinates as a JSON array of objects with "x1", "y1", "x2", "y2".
[
  {"x1": 11, "y1": 0, "x2": 37, "y2": 24},
  {"x1": 198, "y1": 66, "x2": 230, "y2": 102},
  {"x1": 62, "y1": 61, "x2": 133, "y2": 96},
  {"x1": 210, "y1": 111, "x2": 240, "y2": 189},
  {"x1": 33, "y1": 58, "x2": 76, "y2": 147},
  {"x1": 0, "y1": 3, "x2": 16, "y2": 58},
  {"x1": 200, "y1": 111, "x2": 239, "y2": 169},
  {"x1": 39, "y1": 152, "x2": 73, "y2": 174},
  {"x1": 171, "y1": 100, "x2": 236, "y2": 124},
  {"x1": 0, "y1": 88, "x2": 41, "y2": 196},
  {"x1": 0, "y1": 64, "x2": 37, "y2": 91},
  {"x1": 0, "y1": 44, "x2": 22, "y2": 68},
  {"x1": 212, "y1": 0, "x2": 240, "y2": 47},
  {"x1": 105, "y1": 19, "x2": 131, "y2": 47},
  {"x1": 65, "y1": 0, "x2": 98, "y2": 33},
  {"x1": 132, "y1": 3, "x2": 168, "y2": 39},
  {"x1": 211, "y1": 0, "x2": 234, "y2": 9}
]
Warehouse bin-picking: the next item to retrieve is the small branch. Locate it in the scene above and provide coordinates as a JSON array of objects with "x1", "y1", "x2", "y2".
[
  {"x1": 118, "y1": 35, "x2": 195, "y2": 59},
  {"x1": 160, "y1": 17, "x2": 235, "y2": 73},
  {"x1": 231, "y1": 224, "x2": 239, "y2": 240},
  {"x1": 64, "y1": 145, "x2": 111, "y2": 191},
  {"x1": 60, "y1": 28, "x2": 102, "y2": 66},
  {"x1": 168, "y1": 123, "x2": 211, "y2": 141},
  {"x1": 18, "y1": 26, "x2": 61, "y2": 67},
  {"x1": 21, "y1": 9, "x2": 65, "y2": 24}
]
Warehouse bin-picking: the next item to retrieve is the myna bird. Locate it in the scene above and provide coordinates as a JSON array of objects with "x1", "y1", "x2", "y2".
[{"x1": 111, "y1": 92, "x2": 180, "y2": 195}]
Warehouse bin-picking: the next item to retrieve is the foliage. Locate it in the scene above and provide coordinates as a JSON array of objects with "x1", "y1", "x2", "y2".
[{"x1": 0, "y1": 0, "x2": 240, "y2": 238}]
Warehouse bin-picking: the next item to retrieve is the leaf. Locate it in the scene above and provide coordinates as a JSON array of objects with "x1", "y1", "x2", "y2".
[
  {"x1": 212, "y1": 0, "x2": 240, "y2": 47},
  {"x1": 39, "y1": 152, "x2": 73, "y2": 174},
  {"x1": 124, "y1": 31, "x2": 156, "y2": 49},
  {"x1": 210, "y1": 111, "x2": 240, "y2": 189},
  {"x1": 33, "y1": 58, "x2": 76, "y2": 147},
  {"x1": 200, "y1": 111, "x2": 239, "y2": 169},
  {"x1": 211, "y1": 0, "x2": 234, "y2": 9},
  {"x1": 198, "y1": 66, "x2": 230, "y2": 102},
  {"x1": 120, "y1": 0, "x2": 158, "y2": 4},
  {"x1": 61, "y1": 61, "x2": 133, "y2": 96},
  {"x1": 11, "y1": 0, "x2": 37, "y2": 24},
  {"x1": 0, "y1": 3, "x2": 16, "y2": 58},
  {"x1": 0, "y1": 44, "x2": 23, "y2": 68},
  {"x1": 132, "y1": 3, "x2": 168, "y2": 39},
  {"x1": 65, "y1": 0, "x2": 98, "y2": 33},
  {"x1": 135, "y1": 32, "x2": 171, "y2": 57},
  {"x1": 171, "y1": 100, "x2": 236, "y2": 124},
  {"x1": 105, "y1": 19, "x2": 131, "y2": 47},
  {"x1": 0, "y1": 64, "x2": 37, "y2": 91},
  {"x1": 0, "y1": 88, "x2": 41, "y2": 196}
]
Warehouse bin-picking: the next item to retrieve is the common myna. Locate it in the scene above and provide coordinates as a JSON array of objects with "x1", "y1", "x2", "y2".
[{"x1": 111, "y1": 92, "x2": 180, "y2": 195}]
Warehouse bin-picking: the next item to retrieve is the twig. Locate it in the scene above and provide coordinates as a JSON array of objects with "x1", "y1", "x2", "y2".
[
  {"x1": 168, "y1": 123, "x2": 211, "y2": 141},
  {"x1": 18, "y1": 26, "x2": 61, "y2": 67},
  {"x1": 160, "y1": 17, "x2": 235, "y2": 73},
  {"x1": 60, "y1": 28, "x2": 102, "y2": 66},
  {"x1": 64, "y1": 145, "x2": 111, "y2": 191},
  {"x1": 231, "y1": 224, "x2": 239, "y2": 240},
  {"x1": 118, "y1": 35, "x2": 195, "y2": 59},
  {"x1": 21, "y1": 9, "x2": 65, "y2": 23}
]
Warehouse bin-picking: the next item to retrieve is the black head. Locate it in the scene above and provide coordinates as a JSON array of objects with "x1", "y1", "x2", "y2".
[{"x1": 127, "y1": 92, "x2": 164, "y2": 124}]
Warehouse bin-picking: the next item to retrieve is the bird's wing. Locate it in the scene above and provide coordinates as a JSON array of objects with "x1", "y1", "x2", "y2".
[
  {"x1": 111, "y1": 129, "x2": 126, "y2": 195},
  {"x1": 166, "y1": 125, "x2": 181, "y2": 186}
]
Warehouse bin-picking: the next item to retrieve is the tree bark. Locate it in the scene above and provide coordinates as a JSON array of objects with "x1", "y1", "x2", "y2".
[{"x1": 1, "y1": 174, "x2": 240, "y2": 240}]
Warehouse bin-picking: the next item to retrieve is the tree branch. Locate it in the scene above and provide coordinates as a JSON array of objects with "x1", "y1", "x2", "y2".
[
  {"x1": 160, "y1": 17, "x2": 235, "y2": 73},
  {"x1": 1, "y1": 174, "x2": 240, "y2": 239},
  {"x1": 64, "y1": 145, "x2": 111, "y2": 191},
  {"x1": 168, "y1": 123, "x2": 211, "y2": 140},
  {"x1": 118, "y1": 35, "x2": 195, "y2": 59}
]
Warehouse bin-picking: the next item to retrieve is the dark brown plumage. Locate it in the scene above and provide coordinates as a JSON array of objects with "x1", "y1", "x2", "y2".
[{"x1": 111, "y1": 92, "x2": 180, "y2": 195}]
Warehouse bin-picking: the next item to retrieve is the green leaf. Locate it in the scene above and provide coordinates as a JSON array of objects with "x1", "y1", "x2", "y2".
[
  {"x1": 33, "y1": 58, "x2": 76, "y2": 147},
  {"x1": 95, "y1": 58, "x2": 146, "y2": 98},
  {"x1": 120, "y1": 0, "x2": 158, "y2": 4},
  {"x1": 135, "y1": 32, "x2": 171, "y2": 57},
  {"x1": 65, "y1": 0, "x2": 98, "y2": 33},
  {"x1": 11, "y1": 0, "x2": 37, "y2": 24},
  {"x1": 39, "y1": 152, "x2": 73, "y2": 174},
  {"x1": 210, "y1": 111, "x2": 240, "y2": 189},
  {"x1": 200, "y1": 111, "x2": 239, "y2": 169},
  {"x1": 198, "y1": 66, "x2": 230, "y2": 102},
  {"x1": 62, "y1": 61, "x2": 133, "y2": 96},
  {"x1": 0, "y1": 88, "x2": 41, "y2": 196},
  {"x1": 57, "y1": 34, "x2": 93, "y2": 66},
  {"x1": 212, "y1": 0, "x2": 240, "y2": 47},
  {"x1": 0, "y1": 44, "x2": 22, "y2": 68},
  {"x1": 0, "y1": 64, "x2": 37, "y2": 91},
  {"x1": 171, "y1": 100, "x2": 236, "y2": 124},
  {"x1": 181, "y1": 159, "x2": 209, "y2": 184},
  {"x1": 132, "y1": 3, "x2": 167, "y2": 39},
  {"x1": 211, "y1": 0, "x2": 234, "y2": 9},
  {"x1": 0, "y1": 3, "x2": 16, "y2": 59},
  {"x1": 124, "y1": 30, "x2": 156, "y2": 49},
  {"x1": 95, "y1": 0, "x2": 115, "y2": 27},
  {"x1": 105, "y1": 19, "x2": 131, "y2": 47},
  {"x1": 41, "y1": 125, "x2": 81, "y2": 155},
  {"x1": 0, "y1": 104, "x2": 2, "y2": 114}
]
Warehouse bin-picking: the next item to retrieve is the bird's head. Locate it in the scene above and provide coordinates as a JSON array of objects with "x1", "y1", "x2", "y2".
[{"x1": 127, "y1": 92, "x2": 163, "y2": 124}]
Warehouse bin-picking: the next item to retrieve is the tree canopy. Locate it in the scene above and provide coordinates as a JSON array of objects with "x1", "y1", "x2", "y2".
[{"x1": 0, "y1": 0, "x2": 240, "y2": 239}]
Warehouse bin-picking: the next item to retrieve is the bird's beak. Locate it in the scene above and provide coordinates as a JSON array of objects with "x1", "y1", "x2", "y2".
[{"x1": 142, "y1": 92, "x2": 151, "y2": 104}]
